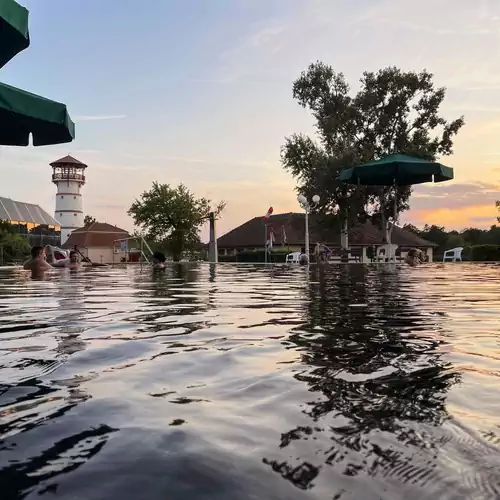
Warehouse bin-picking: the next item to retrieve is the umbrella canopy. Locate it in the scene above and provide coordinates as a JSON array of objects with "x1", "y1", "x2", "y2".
[
  {"x1": 339, "y1": 153, "x2": 453, "y2": 186},
  {"x1": 0, "y1": 81, "x2": 75, "y2": 146},
  {"x1": 0, "y1": 0, "x2": 30, "y2": 69}
]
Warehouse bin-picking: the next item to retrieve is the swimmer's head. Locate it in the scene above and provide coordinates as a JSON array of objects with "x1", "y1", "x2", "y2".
[
  {"x1": 152, "y1": 251, "x2": 166, "y2": 264},
  {"x1": 69, "y1": 250, "x2": 79, "y2": 263},
  {"x1": 31, "y1": 246, "x2": 45, "y2": 259}
]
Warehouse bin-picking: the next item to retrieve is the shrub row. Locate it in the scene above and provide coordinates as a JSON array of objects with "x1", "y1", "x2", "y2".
[{"x1": 470, "y1": 245, "x2": 500, "y2": 262}]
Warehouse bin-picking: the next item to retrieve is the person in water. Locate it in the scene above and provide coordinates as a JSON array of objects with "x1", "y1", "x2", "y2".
[
  {"x1": 67, "y1": 250, "x2": 82, "y2": 270},
  {"x1": 23, "y1": 246, "x2": 52, "y2": 278},
  {"x1": 299, "y1": 247, "x2": 309, "y2": 265},
  {"x1": 405, "y1": 248, "x2": 424, "y2": 266},
  {"x1": 152, "y1": 251, "x2": 166, "y2": 269}
]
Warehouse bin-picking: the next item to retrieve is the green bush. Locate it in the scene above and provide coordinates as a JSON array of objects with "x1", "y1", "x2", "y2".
[
  {"x1": 0, "y1": 233, "x2": 30, "y2": 264},
  {"x1": 470, "y1": 245, "x2": 500, "y2": 261}
]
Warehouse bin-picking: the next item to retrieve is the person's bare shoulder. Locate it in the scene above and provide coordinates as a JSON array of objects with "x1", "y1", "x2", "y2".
[{"x1": 23, "y1": 260, "x2": 33, "y2": 270}]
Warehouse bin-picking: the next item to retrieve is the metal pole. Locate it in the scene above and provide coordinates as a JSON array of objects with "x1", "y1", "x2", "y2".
[
  {"x1": 264, "y1": 223, "x2": 267, "y2": 264},
  {"x1": 305, "y1": 209, "x2": 310, "y2": 259},
  {"x1": 140, "y1": 236, "x2": 143, "y2": 270}
]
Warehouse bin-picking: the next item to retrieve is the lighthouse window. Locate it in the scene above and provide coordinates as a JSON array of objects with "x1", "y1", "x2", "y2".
[
  {"x1": 74, "y1": 213, "x2": 77, "y2": 216},
  {"x1": 73, "y1": 196, "x2": 77, "y2": 199},
  {"x1": 59, "y1": 213, "x2": 63, "y2": 217},
  {"x1": 60, "y1": 195, "x2": 64, "y2": 199}
]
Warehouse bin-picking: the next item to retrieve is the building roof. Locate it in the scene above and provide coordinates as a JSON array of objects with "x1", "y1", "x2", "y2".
[
  {"x1": 62, "y1": 222, "x2": 130, "y2": 248},
  {"x1": 50, "y1": 155, "x2": 87, "y2": 168},
  {"x1": 217, "y1": 212, "x2": 437, "y2": 248},
  {"x1": 0, "y1": 196, "x2": 60, "y2": 226}
]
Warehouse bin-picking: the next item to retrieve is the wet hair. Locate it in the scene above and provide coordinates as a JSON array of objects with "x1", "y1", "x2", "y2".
[
  {"x1": 30, "y1": 246, "x2": 44, "y2": 259},
  {"x1": 407, "y1": 248, "x2": 417, "y2": 258},
  {"x1": 69, "y1": 250, "x2": 78, "y2": 259},
  {"x1": 152, "y1": 251, "x2": 166, "y2": 263}
]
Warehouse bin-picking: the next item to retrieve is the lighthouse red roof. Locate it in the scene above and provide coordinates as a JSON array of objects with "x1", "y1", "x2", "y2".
[{"x1": 50, "y1": 155, "x2": 87, "y2": 168}]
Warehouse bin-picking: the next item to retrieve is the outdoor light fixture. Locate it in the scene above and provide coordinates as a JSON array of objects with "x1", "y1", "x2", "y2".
[{"x1": 297, "y1": 194, "x2": 320, "y2": 259}]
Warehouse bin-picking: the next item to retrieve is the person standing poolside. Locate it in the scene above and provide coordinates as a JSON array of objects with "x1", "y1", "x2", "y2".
[
  {"x1": 23, "y1": 246, "x2": 52, "y2": 279},
  {"x1": 152, "y1": 251, "x2": 167, "y2": 269}
]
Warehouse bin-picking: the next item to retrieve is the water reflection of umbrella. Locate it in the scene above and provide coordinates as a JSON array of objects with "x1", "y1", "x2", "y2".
[
  {"x1": 340, "y1": 154, "x2": 453, "y2": 252},
  {"x1": 0, "y1": 0, "x2": 30, "y2": 68}
]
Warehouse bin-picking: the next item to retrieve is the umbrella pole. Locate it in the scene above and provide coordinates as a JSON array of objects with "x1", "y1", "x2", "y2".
[{"x1": 390, "y1": 182, "x2": 397, "y2": 262}]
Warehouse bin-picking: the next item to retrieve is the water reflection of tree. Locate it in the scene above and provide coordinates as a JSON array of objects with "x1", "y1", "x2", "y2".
[
  {"x1": 263, "y1": 264, "x2": 461, "y2": 491},
  {"x1": 0, "y1": 424, "x2": 118, "y2": 499}
]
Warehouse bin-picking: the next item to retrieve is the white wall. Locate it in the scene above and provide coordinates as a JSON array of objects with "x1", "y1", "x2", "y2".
[{"x1": 85, "y1": 247, "x2": 128, "y2": 264}]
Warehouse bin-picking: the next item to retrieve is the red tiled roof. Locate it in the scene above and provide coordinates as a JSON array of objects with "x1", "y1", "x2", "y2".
[
  {"x1": 50, "y1": 155, "x2": 88, "y2": 168},
  {"x1": 62, "y1": 222, "x2": 129, "y2": 248},
  {"x1": 217, "y1": 212, "x2": 437, "y2": 248}
]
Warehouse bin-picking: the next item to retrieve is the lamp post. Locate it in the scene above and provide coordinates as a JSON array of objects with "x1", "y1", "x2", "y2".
[{"x1": 297, "y1": 194, "x2": 320, "y2": 259}]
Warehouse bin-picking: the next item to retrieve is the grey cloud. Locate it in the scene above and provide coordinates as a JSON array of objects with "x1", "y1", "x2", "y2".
[{"x1": 410, "y1": 182, "x2": 499, "y2": 210}]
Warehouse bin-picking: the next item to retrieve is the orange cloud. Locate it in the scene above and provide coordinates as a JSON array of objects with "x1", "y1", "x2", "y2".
[{"x1": 408, "y1": 203, "x2": 498, "y2": 230}]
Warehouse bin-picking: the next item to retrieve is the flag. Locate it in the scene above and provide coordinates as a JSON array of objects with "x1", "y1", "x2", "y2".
[
  {"x1": 267, "y1": 225, "x2": 275, "y2": 249},
  {"x1": 263, "y1": 206, "x2": 273, "y2": 221},
  {"x1": 282, "y1": 225, "x2": 287, "y2": 245}
]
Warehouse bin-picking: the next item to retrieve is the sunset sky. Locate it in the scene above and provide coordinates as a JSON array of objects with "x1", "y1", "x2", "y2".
[{"x1": 1, "y1": 0, "x2": 500, "y2": 238}]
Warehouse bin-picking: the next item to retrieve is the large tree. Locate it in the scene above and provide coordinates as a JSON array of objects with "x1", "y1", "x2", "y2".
[
  {"x1": 128, "y1": 182, "x2": 225, "y2": 261},
  {"x1": 282, "y1": 63, "x2": 465, "y2": 240}
]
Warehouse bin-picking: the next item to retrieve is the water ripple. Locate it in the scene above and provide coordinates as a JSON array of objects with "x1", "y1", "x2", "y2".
[{"x1": 0, "y1": 263, "x2": 499, "y2": 499}]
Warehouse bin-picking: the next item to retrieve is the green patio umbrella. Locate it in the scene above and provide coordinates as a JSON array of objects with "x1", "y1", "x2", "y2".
[
  {"x1": 339, "y1": 154, "x2": 454, "y2": 186},
  {"x1": 340, "y1": 153, "x2": 454, "y2": 259},
  {"x1": 0, "y1": 81, "x2": 75, "y2": 146},
  {"x1": 0, "y1": 0, "x2": 30, "y2": 69}
]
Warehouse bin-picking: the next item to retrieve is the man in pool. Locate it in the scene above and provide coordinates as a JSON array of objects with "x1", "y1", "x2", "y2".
[
  {"x1": 152, "y1": 251, "x2": 166, "y2": 269},
  {"x1": 23, "y1": 246, "x2": 52, "y2": 278}
]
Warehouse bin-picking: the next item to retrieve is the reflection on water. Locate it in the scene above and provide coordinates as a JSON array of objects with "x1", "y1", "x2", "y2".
[{"x1": 0, "y1": 263, "x2": 499, "y2": 500}]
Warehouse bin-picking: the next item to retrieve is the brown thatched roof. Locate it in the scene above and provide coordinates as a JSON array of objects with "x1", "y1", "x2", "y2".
[{"x1": 217, "y1": 212, "x2": 437, "y2": 248}]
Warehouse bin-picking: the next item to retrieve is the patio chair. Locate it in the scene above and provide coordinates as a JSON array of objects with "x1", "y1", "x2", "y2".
[
  {"x1": 443, "y1": 247, "x2": 463, "y2": 262},
  {"x1": 286, "y1": 252, "x2": 301, "y2": 264},
  {"x1": 376, "y1": 244, "x2": 399, "y2": 262}
]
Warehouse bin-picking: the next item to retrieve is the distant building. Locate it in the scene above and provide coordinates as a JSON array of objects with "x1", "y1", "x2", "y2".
[
  {"x1": 62, "y1": 221, "x2": 130, "y2": 264},
  {"x1": 0, "y1": 196, "x2": 61, "y2": 246},
  {"x1": 217, "y1": 212, "x2": 437, "y2": 262}
]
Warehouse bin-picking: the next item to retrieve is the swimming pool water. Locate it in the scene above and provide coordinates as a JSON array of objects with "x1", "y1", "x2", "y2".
[{"x1": 0, "y1": 263, "x2": 499, "y2": 499}]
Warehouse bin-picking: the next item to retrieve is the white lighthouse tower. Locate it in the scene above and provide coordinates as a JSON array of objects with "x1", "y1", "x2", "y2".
[{"x1": 50, "y1": 155, "x2": 87, "y2": 245}]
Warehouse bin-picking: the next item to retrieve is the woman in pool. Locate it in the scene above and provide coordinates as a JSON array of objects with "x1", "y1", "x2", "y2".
[
  {"x1": 152, "y1": 251, "x2": 167, "y2": 269},
  {"x1": 405, "y1": 248, "x2": 424, "y2": 266},
  {"x1": 66, "y1": 250, "x2": 82, "y2": 270}
]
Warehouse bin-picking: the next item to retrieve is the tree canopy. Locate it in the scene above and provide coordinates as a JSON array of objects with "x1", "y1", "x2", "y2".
[
  {"x1": 0, "y1": 221, "x2": 30, "y2": 264},
  {"x1": 128, "y1": 182, "x2": 225, "y2": 261},
  {"x1": 403, "y1": 223, "x2": 500, "y2": 258},
  {"x1": 281, "y1": 63, "x2": 465, "y2": 232},
  {"x1": 84, "y1": 215, "x2": 96, "y2": 226}
]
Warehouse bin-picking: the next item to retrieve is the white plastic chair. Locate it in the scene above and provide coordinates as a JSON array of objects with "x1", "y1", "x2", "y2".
[
  {"x1": 376, "y1": 244, "x2": 398, "y2": 262},
  {"x1": 286, "y1": 252, "x2": 301, "y2": 264},
  {"x1": 443, "y1": 247, "x2": 463, "y2": 262}
]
